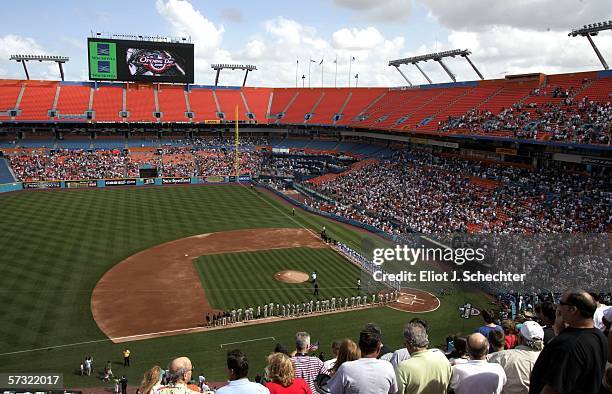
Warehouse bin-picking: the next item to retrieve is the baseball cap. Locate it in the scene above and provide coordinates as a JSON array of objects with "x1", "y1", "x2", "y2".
[
  {"x1": 520, "y1": 320, "x2": 544, "y2": 341},
  {"x1": 603, "y1": 306, "x2": 612, "y2": 322}
]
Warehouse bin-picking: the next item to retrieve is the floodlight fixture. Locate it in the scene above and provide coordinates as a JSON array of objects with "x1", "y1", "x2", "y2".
[
  {"x1": 388, "y1": 48, "x2": 483, "y2": 84},
  {"x1": 211, "y1": 64, "x2": 258, "y2": 86},
  {"x1": 568, "y1": 20, "x2": 611, "y2": 69},
  {"x1": 10, "y1": 54, "x2": 70, "y2": 81}
]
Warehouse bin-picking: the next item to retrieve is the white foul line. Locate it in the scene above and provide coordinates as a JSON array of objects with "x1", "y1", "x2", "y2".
[{"x1": 220, "y1": 336, "x2": 276, "y2": 349}]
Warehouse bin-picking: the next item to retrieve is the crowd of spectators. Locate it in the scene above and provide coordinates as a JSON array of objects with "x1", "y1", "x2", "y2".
[
  {"x1": 437, "y1": 96, "x2": 611, "y2": 145},
  {"x1": 6, "y1": 147, "x2": 262, "y2": 181},
  {"x1": 87, "y1": 289, "x2": 610, "y2": 393},
  {"x1": 306, "y1": 149, "x2": 610, "y2": 234},
  {"x1": 260, "y1": 156, "x2": 349, "y2": 181}
]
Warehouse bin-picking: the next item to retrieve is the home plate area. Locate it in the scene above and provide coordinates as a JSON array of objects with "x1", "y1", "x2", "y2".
[{"x1": 389, "y1": 288, "x2": 441, "y2": 313}]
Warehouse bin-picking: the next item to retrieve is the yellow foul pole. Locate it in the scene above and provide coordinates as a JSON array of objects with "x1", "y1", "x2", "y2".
[{"x1": 235, "y1": 105, "x2": 239, "y2": 179}]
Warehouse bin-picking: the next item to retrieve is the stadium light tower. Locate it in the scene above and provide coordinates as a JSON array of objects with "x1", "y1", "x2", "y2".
[
  {"x1": 389, "y1": 49, "x2": 483, "y2": 84},
  {"x1": 211, "y1": 64, "x2": 258, "y2": 87},
  {"x1": 569, "y1": 20, "x2": 612, "y2": 70},
  {"x1": 10, "y1": 54, "x2": 70, "y2": 81}
]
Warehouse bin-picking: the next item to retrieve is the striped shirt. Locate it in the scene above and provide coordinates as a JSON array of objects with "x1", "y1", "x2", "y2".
[{"x1": 291, "y1": 354, "x2": 328, "y2": 393}]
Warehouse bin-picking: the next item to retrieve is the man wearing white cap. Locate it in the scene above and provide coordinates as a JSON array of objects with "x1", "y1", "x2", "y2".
[{"x1": 489, "y1": 320, "x2": 545, "y2": 394}]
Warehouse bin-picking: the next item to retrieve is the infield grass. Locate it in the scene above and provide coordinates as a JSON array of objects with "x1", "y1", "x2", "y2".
[{"x1": 194, "y1": 247, "x2": 384, "y2": 310}]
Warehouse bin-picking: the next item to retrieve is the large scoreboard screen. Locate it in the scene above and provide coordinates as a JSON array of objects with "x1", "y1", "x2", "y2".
[{"x1": 87, "y1": 38, "x2": 194, "y2": 83}]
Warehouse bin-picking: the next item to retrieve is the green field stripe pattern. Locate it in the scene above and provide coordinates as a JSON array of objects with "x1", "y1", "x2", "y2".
[{"x1": 194, "y1": 247, "x2": 381, "y2": 310}]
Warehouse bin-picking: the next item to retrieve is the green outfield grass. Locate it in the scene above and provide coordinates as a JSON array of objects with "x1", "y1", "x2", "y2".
[
  {"x1": 194, "y1": 247, "x2": 384, "y2": 310},
  {"x1": 0, "y1": 184, "x2": 490, "y2": 388}
]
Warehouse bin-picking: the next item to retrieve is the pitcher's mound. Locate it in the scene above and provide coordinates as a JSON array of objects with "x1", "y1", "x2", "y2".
[{"x1": 275, "y1": 270, "x2": 310, "y2": 283}]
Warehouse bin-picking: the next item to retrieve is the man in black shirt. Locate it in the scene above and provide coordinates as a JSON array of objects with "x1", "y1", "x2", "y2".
[{"x1": 529, "y1": 290, "x2": 608, "y2": 394}]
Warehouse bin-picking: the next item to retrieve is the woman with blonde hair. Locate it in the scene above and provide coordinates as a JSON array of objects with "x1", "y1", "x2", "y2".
[
  {"x1": 330, "y1": 339, "x2": 360, "y2": 376},
  {"x1": 264, "y1": 352, "x2": 312, "y2": 393},
  {"x1": 139, "y1": 365, "x2": 162, "y2": 394}
]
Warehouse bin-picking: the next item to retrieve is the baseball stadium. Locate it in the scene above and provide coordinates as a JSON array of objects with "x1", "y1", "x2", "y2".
[{"x1": 0, "y1": 2, "x2": 611, "y2": 394}]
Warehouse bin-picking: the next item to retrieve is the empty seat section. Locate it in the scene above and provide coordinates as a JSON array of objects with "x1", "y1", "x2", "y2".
[
  {"x1": 126, "y1": 85, "x2": 156, "y2": 122},
  {"x1": 354, "y1": 89, "x2": 423, "y2": 129},
  {"x1": 282, "y1": 90, "x2": 322, "y2": 123},
  {"x1": 16, "y1": 81, "x2": 58, "y2": 121},
  {"x1": 56, "y1": 84, "x2": 91, "y2": 117},
  {"x1": 309, "y1": 89, "x2": 349, "y2": 124},
  {"x1": 335, "y1": 88, "x2": 386, "y2": 126},
  {"x1": 478, "y1": 84, "x2": 533, "y2": 114},
  {"x1": 573, "y1": 76, "x2": 611, "y2": 102},
  {"x1": 0, "y1": 81, "x2": 23, "y2": 120},
  {"x1": 188, "y1": 88, "x2": 218, "y2": 122},
  {"x1": 92, "y1": 86, "x2": 123, "y2": 122},
  {"x1": 242, "y1": 88, "x2": 271, "y2": 124},
  {"x1": 269, "y1": 89, "x2": 296, "y2": 120},
  {"x1": 157, "y1": 86, "x2": 188, "y2": 122},
  {"x1": 398, "y1": 88, "x2": 468, "y2": 130},
  {"x1": 418, "y1": 85, "x2": 500, "y2": 131},
  {"x1": 215, "y1": 90, "x2": 247, "y2": 121}
]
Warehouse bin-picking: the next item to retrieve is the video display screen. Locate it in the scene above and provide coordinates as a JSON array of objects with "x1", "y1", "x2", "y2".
[{"x1": 88, "y1": 38, "x2": 194, "y2": 83}]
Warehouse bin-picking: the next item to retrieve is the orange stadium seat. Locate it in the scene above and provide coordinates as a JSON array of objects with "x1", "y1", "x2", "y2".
[
  {"x1": 308, "y1": 88, "x2": 349, "y2": 124},
  {"x1": 242, "y1": 87, "x2": 272, "y2": 124},
  {"x1": 125, "y1": 84, "x2": 156, "y2": 122},
  {"x1": 215, "y1": 89, "x2": 247, "y2": 121},
  {"x1": 157, "y1": 85, "x2": 189, "y2": 122},
  {"x1": 334, "y1": 88, "x2": 386, "y2": 126},
  {"x1": 92, "y1": 85, "x2": 123, "y2": 122},
  {"x1": 281, "y1": 89, "x2": 323, "y2": 124},
  {"x1": 418, "y1": 85, "x2": 500, "y2": 131},
  {"x1": 268, "y1": 89, "x2": 297, "y2": 121},
  {"x1": 188, "y1": 88, "x2": 218, "y2": 122},
  {"x1": 16, "y1": 81, "x2": 58, "y2": 121},
  {"x1": 56, "y1": 83, "x2": 91, "y2": 119},
  {"x1": 0, "y1": 80, "x2": 22, "y2": 120}
]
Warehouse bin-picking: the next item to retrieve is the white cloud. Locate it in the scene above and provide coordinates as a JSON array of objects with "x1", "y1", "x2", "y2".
[
  {"x1": 156, "y1": 0, "x2": 224, "y2": 51},
  {"x1": 391, "y1": 26, "x2": 612, "y2": 85},
  {"x1": 422, "y1": 0, "x2": 611, "y2": 31},
  {"x1": 333, "y1": 0, "x2": 412, "y2": 21},
  {"x1": 0, "y1": 35, "x2": 49, "y2": 79},
  {"x1": 332, "y1": 27, "x2": 385, "y2": 50},
  {"x1": 151, "y1": 0, "x2": 611, "y2": 87}
]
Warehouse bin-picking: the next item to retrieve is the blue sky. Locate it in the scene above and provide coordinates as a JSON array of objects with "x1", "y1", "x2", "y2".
[{"x1": 0, "y1": 0, "x2": 610, "y2": 86}]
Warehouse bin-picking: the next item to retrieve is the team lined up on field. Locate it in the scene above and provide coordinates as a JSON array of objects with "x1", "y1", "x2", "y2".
[{"x1": 204, "y1": 292, "x2": 399, "y2": 327}]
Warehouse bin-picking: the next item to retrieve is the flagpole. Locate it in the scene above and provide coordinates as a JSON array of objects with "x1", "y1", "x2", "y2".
[
  {"x1": 348, "y1": 55, "x2": 352, "y2": 88},
  {"x1": 321, "y1": 59, "x2": 324, "y2": 88},
  {"x1": 334, "y1": 55, "x2": 338, "y2": 88},
  {"x1": 295, "y1": 59, "x2": 299, "y2": 88},
  {"x1": 308, "y1": 59, "x2": 312, "y2": 88}
]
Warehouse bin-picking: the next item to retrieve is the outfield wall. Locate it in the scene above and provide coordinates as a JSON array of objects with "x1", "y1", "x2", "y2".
[{"x1": 0, "y1": 175, "x2": 251, "y2": 193}]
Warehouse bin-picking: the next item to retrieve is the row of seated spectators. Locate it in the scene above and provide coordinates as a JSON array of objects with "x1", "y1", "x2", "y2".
[
  {"x1": 306, "y1": 148, "x2": 610, "y2": 234},
  {"x1": 191, "y1": 136, "x2": 269, "y2": 148},
  {"x1": 438, "y1": 96, "x2": 611, "y2": 145},
  {"x1": 260, "y1": 156, "x2": 348, "y2": 181},
  {"x1": 6, "y1": 148, "x2": 262, "y2": 181},
  {"x1": 119, "y1": 289, "x2": 610, "y2": 393}
]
